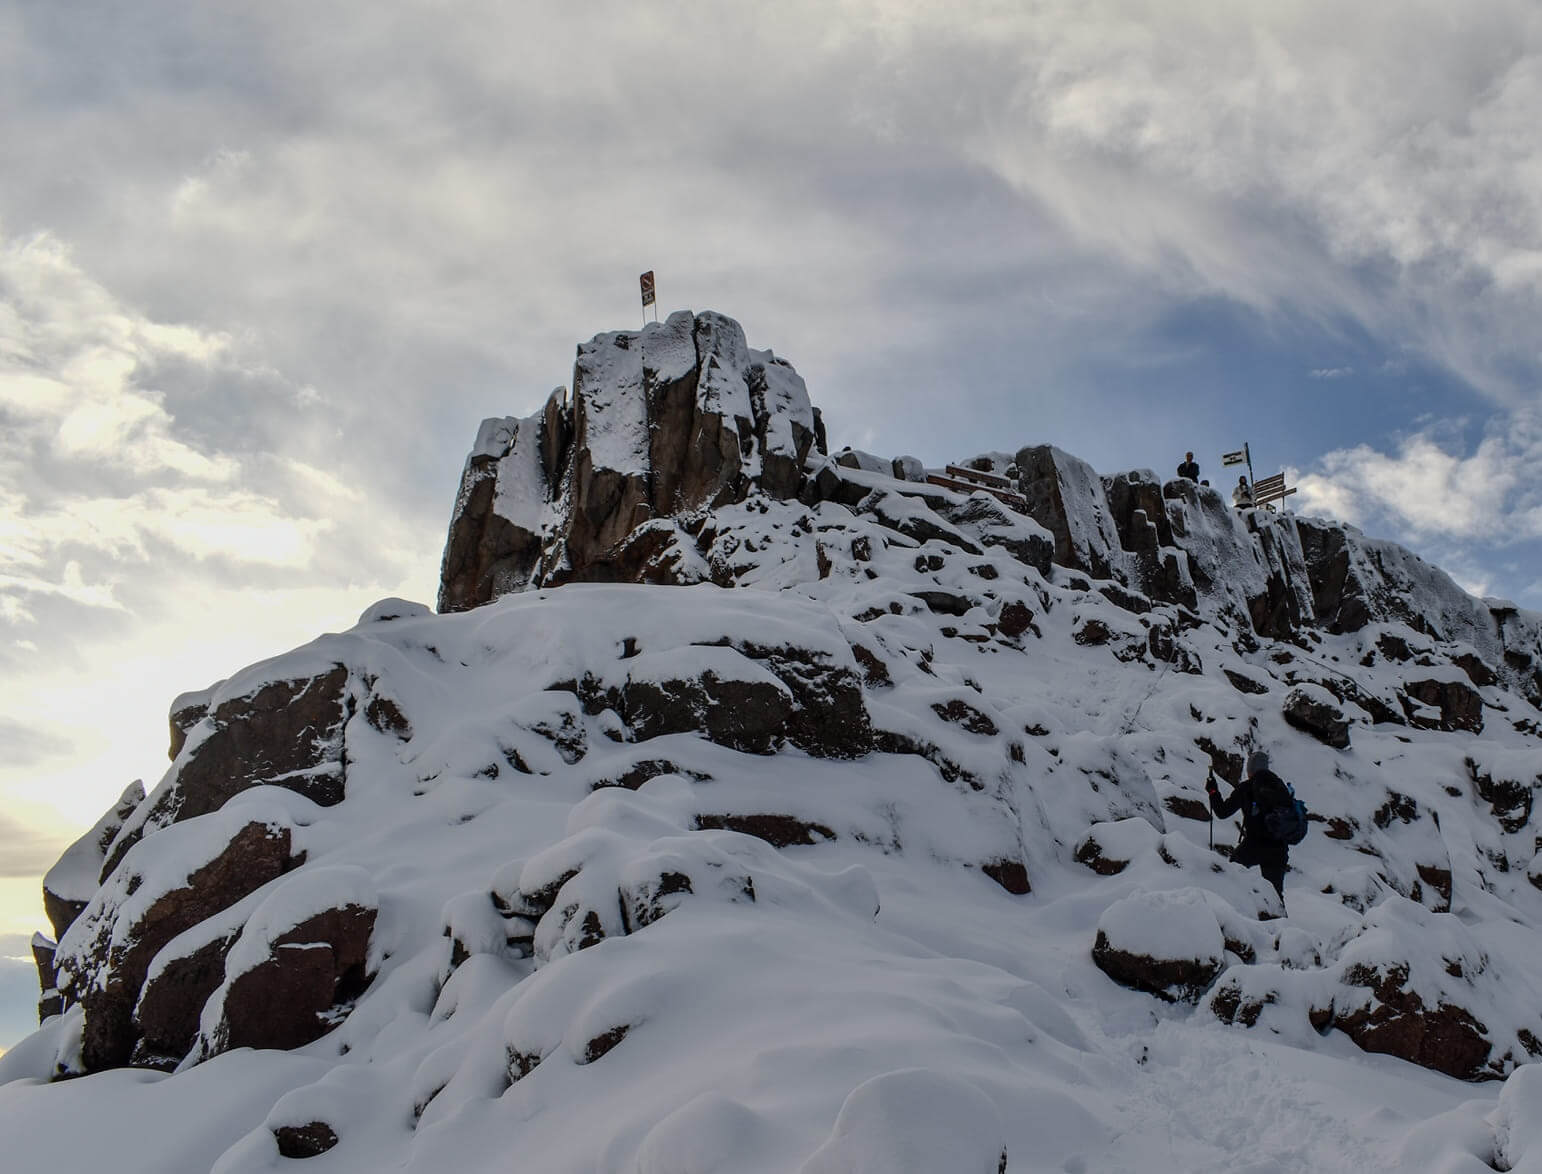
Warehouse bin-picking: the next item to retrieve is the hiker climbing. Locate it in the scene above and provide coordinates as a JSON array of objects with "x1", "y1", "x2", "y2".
[
  {"x1": 1206, "y1": 750, "x2": 1307, "y2": 905},
  {"x1": 1232, "y1": 474, "x2": 1253, "y2": 509},
  {"x1": 1177, "y1": 452, "x2": 1200, "y2": 481}
]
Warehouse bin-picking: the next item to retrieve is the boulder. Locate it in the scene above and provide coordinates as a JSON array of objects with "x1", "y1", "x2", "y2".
[
  {"x1": 1092, "y1": 889, "x2": 1226, "y2": 1003},
  {"x1": 437, "y1": 404, "x2": 562, "y2": 612},
  {"x1": 55, "y1": 813, "x2": 298, "y2": 1072},
  {"x1": 1313, "y1": 900, "x2": 1542, "y2": 1081},
  {"x1": 621, "y1": 653, "x2": 795, "y2": 755},
  {"x1": 1283, "y1": 683, "x2": 1351, "y2": 749},
  {"x1": 102, "y1": 666, "x2": 350, "y2": 880},
  {"x1": 1015, "y1": 445, "x2": 1129, "y2": 583},
  {"x1": 1402, "y1": 677, "x2": 1484, "y2": 733},
  {"x1": 198, "y1": 869, "x2": 377, "y2": 1059},
  {"x1": 617, "y1": 640, "x2": 872, "y2": 759}
]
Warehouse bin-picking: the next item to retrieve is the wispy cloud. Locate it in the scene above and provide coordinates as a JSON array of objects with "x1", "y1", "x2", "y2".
[{"x1": 1309, "y1": 367, "x2": 1354, "y2": 380}]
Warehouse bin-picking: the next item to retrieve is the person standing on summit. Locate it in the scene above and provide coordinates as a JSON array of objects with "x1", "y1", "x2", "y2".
[
  {"x1": 1207, "y1": 751, "x2": 1304, "y2": 906},
  {"x1": 1177, "y1": 452, "x2": 1200, "y2": 481}
]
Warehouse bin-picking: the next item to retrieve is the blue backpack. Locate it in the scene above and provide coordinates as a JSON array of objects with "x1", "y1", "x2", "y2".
[{"x1": 1253, "y1": 773, "x2": 1309, "y2": 846}]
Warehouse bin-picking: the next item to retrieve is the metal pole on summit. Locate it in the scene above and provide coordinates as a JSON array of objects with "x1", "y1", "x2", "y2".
[{"x1": 1245, "y1": 443, "x2": 1255, "y2": 496}]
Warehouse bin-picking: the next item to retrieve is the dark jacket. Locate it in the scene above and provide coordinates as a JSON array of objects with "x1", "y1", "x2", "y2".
[
  {"x1": 1210, "y1": 770, "x2": 1289, "y2": 870},
  {"x1": 1177, "y1": 460, "x2": 1200, "y2": 481}
]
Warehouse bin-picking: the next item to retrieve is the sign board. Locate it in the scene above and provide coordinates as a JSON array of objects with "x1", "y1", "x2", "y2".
[
  {"x1": 1253, "y1": 474, "x2": 1286, "y2": 496},
  {"x1": 1222, "y1": 449, "x2": 1247, "y2": 467},
  {"x1": 639, "y1": 271, "x2": 656, "y2": 308}
]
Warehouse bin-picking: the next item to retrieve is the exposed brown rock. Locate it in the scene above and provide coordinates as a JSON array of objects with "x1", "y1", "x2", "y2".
[
  {"x1": 1402, "y1": 678, "x2": 1484, "y2": 734},
  {"x1": 695, "y1": 812, "x2": 836, "y2": 847},
  {"x1": 1092, "y1": 929, "x2": 1222, "y2": 1004},
  {"x1": 1015, "y1": 445, "x2": 1127, "y2": 582},
  {"x1": 69, "y1": 820, "x2": 296, "y2": 1072},
  {"x1": 1465, "y1": 757, "x2": 1534, "y2": 834},
  {"x1": 1333, "y1": 963, "x2": 1493, "y2": 1080},
  {"x1": 32, "y1": 935, "x2": 60, "y2": 1022},
  {"x1": 274, "y1": 1122, "x2": 339, "y2": 1160},
  {"x1": 580, "y1": 1024, "x2": 630, "y2": 1064},
  {"x1": 103, "y1": 667, "x2": 349, "y2": 882},
  {"x1": 1075, "y1": 837, "x2": 1129, "y2": 875},
  {"x1": 215, "y1": 904, "x2": 376, "y2": 1055},
  {"x1": 133, "y1": 931, "x2": 241, "y2": 1068},
  {"x1": 43, "y1": 780, "x2": 145, "y2": 941},
  {"x1": 168, "y1": 698, "x2": 208, "y2": 761},
  {"x1": 931, "y1": 699, "x2": 999, "y2": 737},
  {"x1": 623, "y1": 670, "x2": 793, "y2": 755},
  {"x1": 1283, "y1": 686, "x2": 1351, "y2": 749},
  {"x1": 438, "y1": 312, "x2": 820, "y2": 611},
  {"x1": 981, "y1": 858, "x2": 1031, "y2": 894}
]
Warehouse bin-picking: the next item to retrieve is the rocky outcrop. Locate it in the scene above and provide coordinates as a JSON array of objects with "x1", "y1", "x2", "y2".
[
  {"x1": 1329, "y1": 961, "x2": 1493, "y2": 1079},
  {"x1": 1015, "y1": 445, "x2": 1130, "y2": 584},
  {"x1": 32, "y1": 934, "x2": 60, "y2": 1022},
  {"x1": 101, "y1": 666, "x2": 351, "y2": 880},
  {"x1": 1296, "y1": 517, "x2": 1542, "y2": 703},
  {"x1": 54, "y1": 813, "x2": 299, "y2": 1071},
  {"x1": 1283, "y1": 684, "x2": 1351, "y2": 748},
  {"x1": 1401, "y1": 676, "x2": 1484, "y2": 733},
  {"x1": 439, "y1": 311, "x2": 818, "y2": 610},
  {"x1": 1092, "y1": 889, "x2": 1226, "y2": 1004},
  {"x1": 205, "y1": 901, "x2": 376, "y2": 1056},
  {"x1": 42, "y1": 779, "x2": 144, "y2": 941}
]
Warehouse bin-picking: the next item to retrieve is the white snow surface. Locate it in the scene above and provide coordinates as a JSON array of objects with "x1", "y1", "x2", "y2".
[{"x1": 8, "y1": 449, "x2": 1542, "y2": 1172}]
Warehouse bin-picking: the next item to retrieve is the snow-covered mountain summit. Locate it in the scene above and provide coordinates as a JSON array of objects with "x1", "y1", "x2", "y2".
[{"x1": 6, "y1": 311, "x2": 1542, "y2": 1172}]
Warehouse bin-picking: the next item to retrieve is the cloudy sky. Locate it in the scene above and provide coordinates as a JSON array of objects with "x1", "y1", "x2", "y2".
[{"x1": 2, "y1": 1, "x2": 1541, "y2": 1045}]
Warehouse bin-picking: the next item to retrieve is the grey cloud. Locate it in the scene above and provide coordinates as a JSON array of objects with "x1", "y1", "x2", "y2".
[
  {"x1": 0, "y1": 718, "x2": 75, "y2": 769},
  {"x1": 0, "y1": 813, "x2": 67, "y2": 879},
  {"x1": 3, "y1": 0, "x2": 1541, "y2": 615},
  {"x1": 0, "y1": 954, "x2": 43, "y2": 1050}
]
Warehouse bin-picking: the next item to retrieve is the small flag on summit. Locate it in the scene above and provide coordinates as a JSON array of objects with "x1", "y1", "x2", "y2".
[
  {"x1": 639, "y1": 271, "x2": 656, "y2": 308},
  {"x1": 1222, "y1": 449, "x2": 1246, "y2": 466}
]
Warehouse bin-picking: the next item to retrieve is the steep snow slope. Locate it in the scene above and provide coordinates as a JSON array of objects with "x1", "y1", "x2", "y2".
[{"x1": 5, "y1": 312, "x2": 1542, "y2": 1173}]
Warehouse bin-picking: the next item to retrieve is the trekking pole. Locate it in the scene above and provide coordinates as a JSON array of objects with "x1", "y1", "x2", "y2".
[{"x1": 1206, "y1": 770, "x2": 1214, "y2": 850}]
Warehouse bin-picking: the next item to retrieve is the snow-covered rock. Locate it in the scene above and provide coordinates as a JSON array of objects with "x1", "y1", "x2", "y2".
[
  {"x1": 1092, "y1": 888, "x2": 1227, "y2": 1003},
  {"x1": 10, "y1": 308, "x2": 1542, "y2": 1174}
]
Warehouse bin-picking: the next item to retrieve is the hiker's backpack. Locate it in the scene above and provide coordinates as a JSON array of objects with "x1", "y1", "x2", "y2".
[{"x1": 1251, "y1": 772, "x2": 1309, "y2": 845}]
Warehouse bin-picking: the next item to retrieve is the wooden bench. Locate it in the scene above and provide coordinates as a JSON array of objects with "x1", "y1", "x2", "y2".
[
  {"x1": 944, "y1": 464, "x2": 1015, "y2": 490},
  {"x1": 924, "y1": 471, "x2": 1029, "y2": 513}
]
